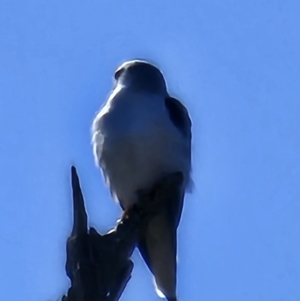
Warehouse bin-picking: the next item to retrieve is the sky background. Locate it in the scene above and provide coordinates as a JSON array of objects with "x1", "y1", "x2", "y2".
[{"x1": 1, "y1": 1, "x2": 300, "y2": 300}]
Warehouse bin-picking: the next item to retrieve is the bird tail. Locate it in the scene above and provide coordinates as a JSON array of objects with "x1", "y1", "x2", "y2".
[
  {"x1": 138, "y1": 176, "x2": 184, "y2": 300},
  {"x1": 140, "y1": 212, "x2": 177, "y2": 299},
  {"x1": 166, "y1": 297, "x2": 178, "y2": 301}
]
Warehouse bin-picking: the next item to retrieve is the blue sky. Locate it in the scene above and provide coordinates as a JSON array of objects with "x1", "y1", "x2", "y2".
[{"x1": 0, "y1": 1, "x2": 299, "y2": 300}]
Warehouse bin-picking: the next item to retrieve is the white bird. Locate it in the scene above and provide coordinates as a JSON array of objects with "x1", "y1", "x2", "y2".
[{"x1": 92, "y1": 60, "x2": 192, "y2": 301}]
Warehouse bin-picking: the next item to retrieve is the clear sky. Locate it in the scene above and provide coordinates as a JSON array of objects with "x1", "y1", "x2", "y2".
[{"x1": 0, "y1": 1, "x2": 299, "y2": 300}]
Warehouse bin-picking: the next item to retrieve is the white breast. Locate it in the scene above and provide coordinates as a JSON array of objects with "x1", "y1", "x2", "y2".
[{"x1": 92, "y1": 87, "x2": 190, "y2": 208}]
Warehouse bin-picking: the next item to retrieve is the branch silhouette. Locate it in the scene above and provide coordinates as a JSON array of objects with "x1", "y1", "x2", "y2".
[{"x1": 61, "y1": 166, "x2": 183, "y2": 301}]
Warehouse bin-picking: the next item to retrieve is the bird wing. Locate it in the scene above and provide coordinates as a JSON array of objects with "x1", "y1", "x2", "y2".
[
  {"x1": 138, "y1": 96, "x2": 191, "y2": 299},
  {"x1": 163, "y1": 96, "x2": 192, "y2": 226}
]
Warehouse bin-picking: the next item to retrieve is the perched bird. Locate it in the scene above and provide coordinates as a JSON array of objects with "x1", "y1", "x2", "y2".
[{"x1": 92, "y1": 60, "x2": 192, "y2": 301}]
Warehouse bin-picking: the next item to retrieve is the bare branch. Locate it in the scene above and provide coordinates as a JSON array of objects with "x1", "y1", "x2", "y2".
[{"x1": 61, "y1": 167, "x2": 183, "y2": 301}]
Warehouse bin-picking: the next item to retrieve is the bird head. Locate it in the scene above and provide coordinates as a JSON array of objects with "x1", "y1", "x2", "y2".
[{"x1": 114, "y1": 60, "x2": 167, "y2": 94}]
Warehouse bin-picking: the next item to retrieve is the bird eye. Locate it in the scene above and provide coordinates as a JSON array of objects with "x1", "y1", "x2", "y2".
[{"x1": 114, "y1": 68, "x2": 123, "y2": 80}]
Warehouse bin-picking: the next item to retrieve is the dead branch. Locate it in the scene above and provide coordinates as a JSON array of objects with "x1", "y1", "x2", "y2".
[{"x1": 61, "y1": 166, "x2": 183, "y2": 301}]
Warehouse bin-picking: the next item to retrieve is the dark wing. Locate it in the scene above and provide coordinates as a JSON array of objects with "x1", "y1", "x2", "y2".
[
  {"x1": 138, "y1": 189, "x2": 183, "y2": 268},
  {"x1": 164, "y1": 96, "x2": 192, "y2": 226},
  {"x1": 138, "y1": 97, "x2": 192, "y2": 287},
  {"x1": 137, "y1": 189, "x2": 183, "y2": 299},
  {"x1": 164, "y1": 96, "x2": 192, "y2": 139}
]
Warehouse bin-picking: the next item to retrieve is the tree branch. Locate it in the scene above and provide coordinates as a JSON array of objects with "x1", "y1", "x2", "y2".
[{"x1": 61, "y1": 166, "x2": 183, "y2": 301}]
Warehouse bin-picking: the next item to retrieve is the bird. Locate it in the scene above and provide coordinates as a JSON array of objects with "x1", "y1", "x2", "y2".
[{"x1": 92, "y1": 60, "x2": 192, "y2": 301}]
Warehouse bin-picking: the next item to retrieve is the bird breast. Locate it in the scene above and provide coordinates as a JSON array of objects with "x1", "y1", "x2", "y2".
[{"x1": 93, "y1": 88, "x2": 188, "y2": 208}]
